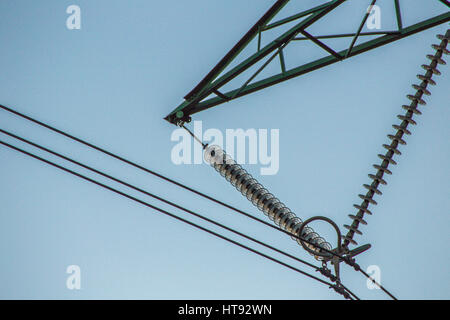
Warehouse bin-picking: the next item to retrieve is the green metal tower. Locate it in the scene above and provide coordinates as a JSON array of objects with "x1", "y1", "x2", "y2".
[{"x1": 165, "y1": 0, "x2": 449, "y2": 125}]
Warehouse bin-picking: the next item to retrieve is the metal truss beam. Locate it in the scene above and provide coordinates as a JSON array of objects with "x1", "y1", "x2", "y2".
[{"x1": 166, "y1": 0, "x2": 450, "y2": 124}]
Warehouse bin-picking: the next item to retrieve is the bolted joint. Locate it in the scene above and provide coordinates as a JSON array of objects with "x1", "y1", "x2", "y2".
[
  {"x1": 343, "y1": 256, "x2": 361, "y2": 271},
  {"x1": 330, "y1": 284, "x2": 351, "y2": 300},
  {"x1": 318, "y1": 267, "x2": 337, "y2": 282}
]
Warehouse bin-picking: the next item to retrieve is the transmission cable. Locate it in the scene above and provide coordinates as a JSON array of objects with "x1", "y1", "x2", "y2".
[
  {"x1": 0, "y1": 104, "x2": 362, "y2": 257},
  {"x1": 0, "y1": 128, "x2": 320, "y2": 272},
  {"x1": 0, "y1": 104, "x2": 393, "y2": 299},
  {"x1": 0, "y1": 104, "x2": 308, "y2": 240},
  {"x1": 0, "y1": 127, "x2": 364, "y2": 299},
  {"x1": 0, "y1": 138, "x2": 359, "y2": 300}
]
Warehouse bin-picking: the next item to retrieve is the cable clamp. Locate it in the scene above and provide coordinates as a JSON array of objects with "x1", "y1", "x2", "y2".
[
  {"x1": 330, "y1": 284, "x2": 351, "y2": 300},
  {"x1": 318, "y1": 266, "x2": 337, "y2": 283}
]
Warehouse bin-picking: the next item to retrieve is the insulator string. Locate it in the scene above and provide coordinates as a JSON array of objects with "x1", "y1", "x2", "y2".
[
  {"x1": 343, "y1": 30, "x2": 449, "y2": 247},
  {"x1": 204, "y1": 145, "x2": 332, "y2": 260}
]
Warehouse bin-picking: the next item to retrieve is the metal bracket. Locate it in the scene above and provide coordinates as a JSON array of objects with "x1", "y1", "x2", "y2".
[{"x1": 298, "y1": 216, "x2": 371, "y2": 281}]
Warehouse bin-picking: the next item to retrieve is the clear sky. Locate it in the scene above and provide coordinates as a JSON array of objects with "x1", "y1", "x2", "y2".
[{"x1": 0, "y1": 0, "x2": 448, "y2": 299}]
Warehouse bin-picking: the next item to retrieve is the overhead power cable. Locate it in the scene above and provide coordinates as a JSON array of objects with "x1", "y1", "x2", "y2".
[
  {"x1": 0, "y1": 139, "x2": 358, "y2": 300},
  {"x1": 0, "y1": 104, "x2": 354, "y2": 255},
  {"x1": 0, "y1": 128, "x2": 320, "y2": 272},
  {"x1": 0, "y1": 104, "x2": 394, "y2": 299},
  {"x1": 0, "y1": 104, "x2": 351, "y2": 259}
]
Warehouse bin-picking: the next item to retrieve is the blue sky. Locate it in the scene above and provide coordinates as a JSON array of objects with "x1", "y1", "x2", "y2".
[{"x1": 0, "y1": 0, "x2": 448, "y2": 299}]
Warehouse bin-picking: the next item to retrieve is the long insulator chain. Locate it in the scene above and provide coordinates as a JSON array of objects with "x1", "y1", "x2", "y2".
[
  {"x1": 343, "y1": 30, "x2": 450, "y2": 247},
  {"x1": 204, "y1": 145, "x2": 332, "y2": 260}
]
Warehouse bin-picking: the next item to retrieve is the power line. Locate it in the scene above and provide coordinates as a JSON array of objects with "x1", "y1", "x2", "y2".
[
  {"x1": 0, "y1": 104, "x2": 313, "y2": 242},
  {"x1": 0, "y1": 128, "x2": 319, "y2": 272},
  {"x1": 1, "y1": 127, "x2": 364, "y2": 299},
  {"x1": 0, "y1": 104, "x2": 395, "y2": 299},
  {"x1": 359, "y1": 268, "x2": 396, "y2": 300},
  {"x1": 0, "y1": 139, "x2": 358, "y2": 300},
  {"x1": 0, "y1": 103, "x2": 241, "y2": 210},
  {"x1": 0, "y1": 104, "x2": 359, "y2": 260}
]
